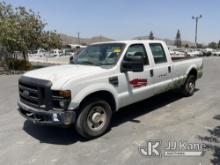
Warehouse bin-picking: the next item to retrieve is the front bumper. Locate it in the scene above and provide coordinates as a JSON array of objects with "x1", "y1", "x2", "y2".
[{"x1": 18, "y1": 101, "x2": 76, "y2": 126}]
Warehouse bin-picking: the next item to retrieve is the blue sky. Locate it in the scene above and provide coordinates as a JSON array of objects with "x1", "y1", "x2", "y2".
[{"x1": 4, "y1": 0, "x2": 220, "y2": 43}]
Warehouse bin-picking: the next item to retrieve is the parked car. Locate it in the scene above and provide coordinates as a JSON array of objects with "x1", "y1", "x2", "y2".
[
  {"x1": 29, "y1": 49, "x2": 47, "y2": 57},
  {"x1": 202, "y1": 48, "x2": 213, "y2": 56},
  {"x1": 65, "y1": 49, "x2": 75, "y2": 56},
  {"x1": 212, "y1": 50, "x2": 220, "y2": 56},
  {"x1": 18, "y1": 40, "x2": 203, "y2": 139},
  {"x1": 187, "y1": 50, "x2": 203, "y2": 57},
  {"x1": 69, "y1": 47, "x2": 86, "y2": 63},
  {"x1": 47, "y1": 49, "x2": 63, "y2": 57},
  {"x1": 169, "y1": 48, "x2": 188, "y2": 59}
]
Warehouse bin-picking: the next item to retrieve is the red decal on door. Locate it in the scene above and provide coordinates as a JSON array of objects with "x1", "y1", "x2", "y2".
[{"x1": 129, "y1": 79, "x2": 148, "y2": 88}]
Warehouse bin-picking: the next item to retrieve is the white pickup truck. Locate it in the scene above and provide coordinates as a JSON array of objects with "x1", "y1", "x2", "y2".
[{"x1": 18, "y1": 40, "x2": 203, "y2": 139}]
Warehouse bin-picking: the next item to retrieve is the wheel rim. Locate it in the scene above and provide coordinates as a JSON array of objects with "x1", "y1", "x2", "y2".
[
  {"x1": 188, "y1": 80, "x2": 195, "y2": 93},
  {"x1": 87, "y1": 105, "x2": 107, "y2": 131}
]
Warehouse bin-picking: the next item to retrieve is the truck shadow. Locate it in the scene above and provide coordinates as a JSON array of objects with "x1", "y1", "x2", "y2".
[
  {"x1": 23, "y1": 89, "x2": 199, "y2": 145},
  {"x1": 197, "y1": 115, "x2": 220, "y2": 165},
  {"x1": 112, "y1": 90, "x2": 189, "y2": 126},
  {"x1": 23, "y1": 120, "x2": 83, "y2": 145}
]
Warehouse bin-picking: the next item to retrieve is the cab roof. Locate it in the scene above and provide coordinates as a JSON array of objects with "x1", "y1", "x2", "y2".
[{"x1": 91, "y1": 40, "x2": 165, "y2": 45}]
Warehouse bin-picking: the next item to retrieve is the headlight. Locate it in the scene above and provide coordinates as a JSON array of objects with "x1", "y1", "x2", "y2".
[
  {"x1": 56, "y1": 90, "x2": 71, "y2": 97},
  {"x1": 52, "y1": 90, "x2": 71, "y2": 110}
]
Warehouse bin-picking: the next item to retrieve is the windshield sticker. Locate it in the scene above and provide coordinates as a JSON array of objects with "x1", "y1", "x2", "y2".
[{"x1": 113, "y1": 48, "x2": 121, "y2": 54}]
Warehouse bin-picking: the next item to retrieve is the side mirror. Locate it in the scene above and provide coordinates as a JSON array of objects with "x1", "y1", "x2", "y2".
[
  {"x1": 121, "y1": 56, "x2": 144, "y2": 72},
  {"x1": 69, "y1": 56, "x2": 76, "y2": 64}
]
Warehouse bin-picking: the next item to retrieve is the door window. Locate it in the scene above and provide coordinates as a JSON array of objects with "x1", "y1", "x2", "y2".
[
  {"x1": 150, "y1": 43, "x2": 167, "y2": 64},
  {"x1": 124, "y1": 44, "x2": 149, "y2": 65}
]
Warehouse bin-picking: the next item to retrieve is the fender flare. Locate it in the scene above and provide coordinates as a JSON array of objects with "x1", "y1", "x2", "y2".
[
  {"x1": 186, "y1": 64, "x2": 198, "y2": 78},
  {"x1": 69, "y1": 83, "x2": 118, "y2": 110}
]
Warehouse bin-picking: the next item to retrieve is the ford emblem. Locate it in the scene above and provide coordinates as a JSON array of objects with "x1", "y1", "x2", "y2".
[{"x1": 23, "y1": 90, "x2": 30, "y2": 97}]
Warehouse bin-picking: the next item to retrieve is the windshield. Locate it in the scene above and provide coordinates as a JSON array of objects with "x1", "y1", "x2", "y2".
[{"x1": 74, "y1": 43, "x2": 125, "y2": 66}]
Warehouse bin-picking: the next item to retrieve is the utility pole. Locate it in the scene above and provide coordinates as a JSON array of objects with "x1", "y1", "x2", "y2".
[
  {"x1": 192, "y1": 15, "x2": 202, "y2": 48},
  {"x1": 77, "y1": 32, "x2": 80, "y2": 44}
]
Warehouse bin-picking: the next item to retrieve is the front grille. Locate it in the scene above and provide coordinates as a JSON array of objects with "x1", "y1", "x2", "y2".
[
  {"x1": 19, "y1": 77, "x2": 52, "y2": 110},
  {"x1": 19, "y1": 82, "x2": 43, "y2": 107}
]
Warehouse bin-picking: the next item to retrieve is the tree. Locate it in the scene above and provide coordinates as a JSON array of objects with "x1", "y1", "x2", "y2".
[
  {"x1": 184, "y1": 44, "x2": 189, "y2": 48},
  {"x1": 41, "y1": 31, "x2": 62, "y2": 50},
  {"x1": 175, "y1": 29, "x2": 182, "y2": 47},
  {"x1": 218, "y1": 40, "x2": 220, "y2": 49},
  {"x1": 149, "y1": 31, "x2": 154, "y2": 40},
  {"x1": 208, "y1": 42, "x2": 217, "y2": 49},
  {"x1": 197, "y1": 43, "x2": 204, "y2": 48},
  {"x1": 0, "y1": 2, "x2": 62, "y2": 64}
]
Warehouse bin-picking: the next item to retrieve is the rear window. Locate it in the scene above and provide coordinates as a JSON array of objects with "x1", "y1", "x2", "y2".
[{"x1": 150, "y1": 43, "x2": 167, "y2": 64}]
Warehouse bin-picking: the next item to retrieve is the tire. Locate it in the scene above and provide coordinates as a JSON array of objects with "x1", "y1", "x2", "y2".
[
  {"x1": 75, "y1": 98, "x2": 112, "y2": 139},
  {"x1": 181, "y1": 75, "x2": 196, "y2": 97}
]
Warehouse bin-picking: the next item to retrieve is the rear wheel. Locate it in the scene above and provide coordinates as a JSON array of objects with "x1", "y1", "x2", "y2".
[
  {"x1": 75, "y1": 98, "x2": 112, "y2": 139},
  {"x1": 181, "y1": 75, "x2": 196, "y2": 96}
]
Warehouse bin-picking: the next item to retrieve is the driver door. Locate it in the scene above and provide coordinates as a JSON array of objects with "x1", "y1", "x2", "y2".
[{"x1": 118, "y1": 44, "x2": 154, "y2": 107}]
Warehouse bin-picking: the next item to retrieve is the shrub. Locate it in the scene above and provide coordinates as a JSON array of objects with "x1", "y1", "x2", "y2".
[{"x1": 6, "y1": 58, "x2": 32, "y2": 71}]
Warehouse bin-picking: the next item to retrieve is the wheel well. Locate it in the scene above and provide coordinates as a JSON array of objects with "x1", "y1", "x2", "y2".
[
  {"x1": 79, "y1": 91, "x2": 116, "y2": 113},
  {"x1": 188, "y1": 68, "x2": 197, "y2": 79}
]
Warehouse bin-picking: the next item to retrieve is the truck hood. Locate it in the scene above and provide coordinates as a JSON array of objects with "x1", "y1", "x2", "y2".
[{"x1": 23, "y1": 64, "x2": 108, "y2": 88}]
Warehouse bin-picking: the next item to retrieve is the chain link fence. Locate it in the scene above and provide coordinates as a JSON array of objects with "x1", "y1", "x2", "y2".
[{"x1": 0, "y1": 45, "x2": 30, "y2": 74}]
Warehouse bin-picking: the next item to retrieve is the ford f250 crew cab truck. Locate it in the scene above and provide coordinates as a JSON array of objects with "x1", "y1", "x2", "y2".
[{"x1": 18, "y1": 40, "x2": 203, "y2": 139}]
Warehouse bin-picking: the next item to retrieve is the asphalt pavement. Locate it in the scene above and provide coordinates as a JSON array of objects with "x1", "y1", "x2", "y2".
[{"x1": 0, "y1": 57, "x2": 219, "y2": 165}]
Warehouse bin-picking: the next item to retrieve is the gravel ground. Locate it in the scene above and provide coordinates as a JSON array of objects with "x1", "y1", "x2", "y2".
[{"x1": 0, "y1": 57, "x2": 219, "y2": 165}]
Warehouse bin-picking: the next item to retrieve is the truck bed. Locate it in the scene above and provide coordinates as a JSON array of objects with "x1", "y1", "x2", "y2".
[{"x1": 172, "y1": 56, "x2": 201, "y2": 62}]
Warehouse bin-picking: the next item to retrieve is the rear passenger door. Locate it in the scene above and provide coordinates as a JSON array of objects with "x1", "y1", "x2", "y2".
[{"x1": 149, "y1": 43, "x2": 173, "y2": 94}]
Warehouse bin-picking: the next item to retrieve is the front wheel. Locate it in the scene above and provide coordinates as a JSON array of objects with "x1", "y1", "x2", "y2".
[
  {"x1": 75, "y1": 98, "x2": 112, "y2": 139},
  {"x1": 181, "y1": 75, "x2": 196, "y2": 96}
]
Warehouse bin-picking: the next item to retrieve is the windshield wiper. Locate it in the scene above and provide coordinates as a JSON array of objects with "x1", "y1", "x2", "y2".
[
  {"x1": 98, "y1": 61, "x2": 115, "y2": 66},
  {"x1": 77, "y1": 61, "x2": 98, "y2": 66}
]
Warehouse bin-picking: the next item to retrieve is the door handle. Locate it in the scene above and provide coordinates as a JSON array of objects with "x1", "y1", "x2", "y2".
[
  {"x1": 168, "y1": 66, "x2": 171, "y2": 73},
  {"x1": 150, "y1": 69, "x2": 154, "y2": 77}
]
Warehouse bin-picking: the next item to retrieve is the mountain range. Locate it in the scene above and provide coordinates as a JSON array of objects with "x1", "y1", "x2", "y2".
[
  {"x1": 59, "y1": 33, "x2": 113, "y2": 45},
  {"x1": 59, "y1": 33, "x2": 194, "y2": 46}
]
